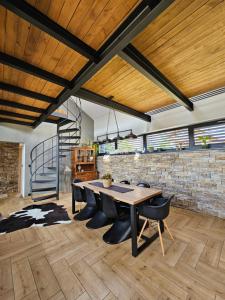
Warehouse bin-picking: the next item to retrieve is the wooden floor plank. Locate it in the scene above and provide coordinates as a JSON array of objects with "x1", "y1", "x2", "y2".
[
  {"x1": 51, "y1": 259, "x2": 84, "y2": 300},
  {"x1": 30, "y1": 257, "x2": 60, "y2": 300},
  {"x1": 71, "y1": 259, "x2": 110, "y2": 300},
  {"x1": 12, "y1": 257, "x2": 37, "y2": 300},
  {"x1": 0, "y1": 259, "x2": 14, "y2": 300},
  {"x1": 1, "y1": 193, "x2": 225, "y2": 300}
]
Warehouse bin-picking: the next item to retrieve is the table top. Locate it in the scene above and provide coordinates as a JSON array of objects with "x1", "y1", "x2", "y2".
[{"x1": 73, "y1": 180, "x2": 162, "y2": 205}]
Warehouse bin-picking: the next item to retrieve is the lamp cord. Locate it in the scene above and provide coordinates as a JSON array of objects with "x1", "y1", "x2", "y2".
[
  {"x1": 113, "y1": 110, "x2": 119, "y2": 133},
  {"x1": 106, "y1": 109, "x2": 111, "y2": 136}
]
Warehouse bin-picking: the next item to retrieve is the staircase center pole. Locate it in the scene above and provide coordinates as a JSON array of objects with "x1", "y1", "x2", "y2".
[{"x1": 56, "y1": 125, "x2": 60, "y2": 200}]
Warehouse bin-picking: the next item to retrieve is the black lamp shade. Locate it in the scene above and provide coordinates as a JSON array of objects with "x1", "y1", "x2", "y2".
[{"x1": 125, "y1": 131, "x2": 137, "y2": 139}]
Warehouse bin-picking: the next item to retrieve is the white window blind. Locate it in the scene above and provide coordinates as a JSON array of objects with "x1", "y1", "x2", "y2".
[
  {"x1": 117, "y1": 137, "x2": 143, "y2": 153},
  {"x1": 194, "y1": 123, "x2": 225, "y2": 145},
  {"x1": 147, "y1": 128, "x2": 189, "y2": 150}
]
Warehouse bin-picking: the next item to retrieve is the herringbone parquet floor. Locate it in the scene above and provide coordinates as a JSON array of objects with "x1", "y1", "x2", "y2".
[{"x1": 0, "y1": 193, "x2": 225, "y2": 300}]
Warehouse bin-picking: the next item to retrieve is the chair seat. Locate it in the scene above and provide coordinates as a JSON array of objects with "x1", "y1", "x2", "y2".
[
  {"x1": 103, "y1": 218, "x2": 131, "y2": 244},
  {"x1": 86, "y1": 210, "x2": 110, "y2": 229},
  {"x1": 74, "y1": 205, "x2": 97, "y2": 221}
]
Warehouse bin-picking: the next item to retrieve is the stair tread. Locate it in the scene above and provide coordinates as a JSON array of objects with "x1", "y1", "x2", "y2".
[
  {"x1": 32, "y1": 187, "x2": 56, "y2": 192},
  {"x1": 59, "y1": 149, "x2": 74, "y2": 152},
  {"x1": 32, "y1": 179, "x2": 56, "y2": 183},
  {"x1": 32, "y1": 193, "x2": 58, "y2": 202},
  {"x1": 39, "y1": 172, "x2": 56, "y2": 175},
  {"x1": 58, "y1": 128, "x2": 79, "y2": 134},
  {"x1": 59, "y1": 143, "x2": 79, "y2": 146},
  {"x1": 59, "y1": 136, "x2": 80, "y2": 139}
]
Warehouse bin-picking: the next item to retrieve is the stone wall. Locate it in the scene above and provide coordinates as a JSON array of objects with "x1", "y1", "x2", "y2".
[
  {"x1": 0, "y1": 142, "x2": 19, "y2": 195},
  {"x1": 97, "y1": 150, "x2": 225, "y2": 218}
]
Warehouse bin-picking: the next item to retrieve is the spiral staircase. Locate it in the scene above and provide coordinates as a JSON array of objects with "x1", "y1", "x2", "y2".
[{"x1": 29, "y1": 99, "x2": 82, "y2": 202}]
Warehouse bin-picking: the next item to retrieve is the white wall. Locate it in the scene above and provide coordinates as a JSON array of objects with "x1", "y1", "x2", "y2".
[
  {"x1": 94, "y1": 111, "x2": 147, "y2": 139},
  {"x1": 0, "y1": 123, "x2": 57, "y2": 196},
  {"x1": 0, "y1": 109, "x2": 94, "y2": 196},
  {"x1": 94, "y1": 93, "x2": 225, "y2": 138},
  {"x1": 147, "y1": 93, "x2": 225, "y2": 132}
]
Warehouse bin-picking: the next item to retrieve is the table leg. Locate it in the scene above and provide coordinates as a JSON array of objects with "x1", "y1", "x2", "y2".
[
  {"x1": 72, "y1": 188, "x2": 75, "y2": 214},
  {"x1": 130, "y1": 204, "x2": 138, "y2": 257}
]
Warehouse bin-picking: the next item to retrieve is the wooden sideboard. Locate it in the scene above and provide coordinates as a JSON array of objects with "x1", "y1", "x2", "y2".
[{"x1": 71, "y1": 146, "x2": 98, "y2": 181}]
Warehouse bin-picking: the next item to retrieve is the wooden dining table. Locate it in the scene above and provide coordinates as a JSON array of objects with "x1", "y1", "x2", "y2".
[{"x1": 73, "y1": 180, "x2": 162, "y2": 257}]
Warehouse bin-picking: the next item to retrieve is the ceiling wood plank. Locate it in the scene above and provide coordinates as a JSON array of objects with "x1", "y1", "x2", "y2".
[
  {"x1": 0, "y1": 99, "x2": 44, "y2": 113},
  {"x1": 76, "y1": 88, "x2": 151, "y2": 122},
  {"x1": 0, "y1": 0, "x2": 98, "y2": 61},
  {"x1": 0, "y1": 109, "x2": 37, "y2": 120},
  {"x1": 32, "y1": 0, "x2": 174, "y2": 128},
  {"x1": 0, "y1": 82, "x2": 56, "y2": 103},
  {"x1": 120, "y1": 44, "x2": 193, "y2": 111},
  {"x1": 0, "y1": 117, "x2": 33, "y2": 126},
  {"x1": 0, "y1": 52, "x2": 71, "y2": 88}
]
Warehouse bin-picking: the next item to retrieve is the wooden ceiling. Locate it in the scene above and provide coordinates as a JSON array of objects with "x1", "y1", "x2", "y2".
[{"x1": 0, "y1": 0, "x2": 224, "y2": 127}]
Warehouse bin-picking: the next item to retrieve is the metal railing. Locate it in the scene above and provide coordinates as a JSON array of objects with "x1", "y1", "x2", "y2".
[{"x1": 29, "y1": 98, "x2": 82, "y2": 200}]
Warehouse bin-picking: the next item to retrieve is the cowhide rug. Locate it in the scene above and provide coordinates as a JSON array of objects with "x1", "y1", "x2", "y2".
[{"x1": 0, "y1": 203, "x2": 71, "y2": 234}]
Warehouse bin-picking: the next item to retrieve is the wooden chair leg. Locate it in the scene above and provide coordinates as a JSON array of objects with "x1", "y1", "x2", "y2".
[
  {"x1": 137, "y1": 218, "x2": 148, "y2": 244},
  {"x1": 164, "y1": 220, "x2": 174, "y2": 241},
  {"x1": 157, "y1": 221, "x2": 165, "y2": 256},
  {"x1": 148, "y1": 219, "x2": 152, "y2": 235},
  {"x1": 78, "y1": 202, "x2": 81, "y2": 212}
]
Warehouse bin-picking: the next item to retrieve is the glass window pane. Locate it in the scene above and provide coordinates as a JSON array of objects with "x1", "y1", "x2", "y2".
[
  {"x1": 194, "y1": 123, "x2": 225, "y2": 145},
  {"x1": 117, "y1": 137, "x2": 143, "y2": 153},
  {"x1": 147, "y1": 129, "x2": 189, "y2": 150}
]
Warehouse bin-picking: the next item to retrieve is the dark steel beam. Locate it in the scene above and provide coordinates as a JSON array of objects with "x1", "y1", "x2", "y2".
[
  {"x1": 120, "y1": 44, "x2": 194, "y2": 111},
  {"x1": 0, "y1": 109, "x2": 37, "y2": 120},
  {"x1": 0, "y1": 117, "x2": 33, "y2": 126},
  {"x1": 0, "y1": 52, "x2": 71, "y2": 88},
  {"x1": 0, "y1": 0, "x2": 98, "y2": 62},
  {"x1": 0, "y1": 99, "x2": 44, "y2": 113},
  {"x1": 75, "y1": 88, "x2": 151, "y2": 122},
  {"x1": 0, "y1": 82, "x2": 56, "y2": 103},
  {"x1": 33, "y1": 0, "x2": 173, "y2": 128}
]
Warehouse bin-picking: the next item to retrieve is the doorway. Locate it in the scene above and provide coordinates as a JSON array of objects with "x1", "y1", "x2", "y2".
[{"x1": 0, "y1": 142, "x2": 25, "y2": 198}]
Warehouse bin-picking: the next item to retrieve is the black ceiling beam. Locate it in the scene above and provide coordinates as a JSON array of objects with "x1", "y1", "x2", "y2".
[
  {"x1": 0, "y1": 82, "x2": 56, "y2": 103},
  {"x1": 0, "y1": 99, "x2": 44, "y2": 113},
  {"x1": 75, "y1": 88, "x2": 151, "y2": 122},
  {"x1": 0, "y1": 110, "x2": 37, "y2": 120},
  {"x1": 0, "y1": 0, "x2": 98, "y2": 62},
  {"x1": 32, "y1": 0, "x2": 173, "y2": 128},
  {"x1": 120, "y1": 44, "x2": 194, "y2": 111},
  {"x1": 0, "y1": 52, "x2": 71, "y2": 88},
  {"x1": 0, "y1": 117, "x2": 33, "y2": 126}
]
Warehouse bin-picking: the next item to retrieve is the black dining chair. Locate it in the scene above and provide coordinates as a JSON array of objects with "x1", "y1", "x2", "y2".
[
  {"x1": 86, "y1": 194, "x2": 110, "y2": 229},
  {"x1": 74, "y1": 187, "x2": 97, "y2": 221},
  {"x1": 137, "y1": 195, "x2": 174, "y2": 256},
  {"x1": 72, "y1": 179, "x2": 85, "y2": 214},
  {"x1": 100, "y1": 192, "x2": 131, "y2": 244},
  {"x1": 120, "y1": 180, "x2": 130, "y2": 185},
  {"x1": 136, "y1": 182, "x2": 150, "y2": 188}
]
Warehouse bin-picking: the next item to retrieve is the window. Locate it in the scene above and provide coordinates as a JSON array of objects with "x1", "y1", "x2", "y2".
[
  {"x1": 194, "y1": 123, "x2": 225, "y2": 145},
  {"x1": 99, "y1": 142, "x2": 115, "y2": 154},
  {"x1": 117, "y1": 137, "x2": 143, "y2": 153},
  {"x1": 147, "y1": 128, "x2": 189, "y2": 150}
]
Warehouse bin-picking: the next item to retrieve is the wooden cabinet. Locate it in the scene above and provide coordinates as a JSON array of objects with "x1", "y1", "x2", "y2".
[{"x1": 71, "y1": 146, "x2": 98, "y2": 181}]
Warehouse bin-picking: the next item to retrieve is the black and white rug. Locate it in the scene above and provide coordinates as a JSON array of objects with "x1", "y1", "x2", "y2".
[{"x1": 0, "y1": 203, "x2": 71, "y2": 234}]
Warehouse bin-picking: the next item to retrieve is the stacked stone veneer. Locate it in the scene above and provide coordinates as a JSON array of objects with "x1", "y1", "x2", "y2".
[
  {"x1": 0, "y1": 142, "x2": 19, "y2": 195},
  {"x1": 97, "y1": 150, "x2": 225, "y2": 218}
]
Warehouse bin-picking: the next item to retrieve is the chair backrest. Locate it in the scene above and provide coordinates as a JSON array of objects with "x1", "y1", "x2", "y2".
[
  {"x1": 84, "y1": 187, "x2": 96, "y2": 207},
  {"x1": 120, "y1": 180, "x2": 130, "y2": 185},
  {"x1": 100, "y1": 192, "x2": 118, "y2": 219},
  {"x1": 137, "y1": 182, "x2": 150, "y2": 188},
  {"x1": 72, "y1": 179, "x2": 83, "y2": 202},
  {"x1": 139, "y1": 195, "x2": 174, "y2": 221}
]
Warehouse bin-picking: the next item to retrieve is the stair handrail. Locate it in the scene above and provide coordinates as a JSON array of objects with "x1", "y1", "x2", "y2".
[{"x1": 30, "y1": 134, "x2": 57, "y2": 161}]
